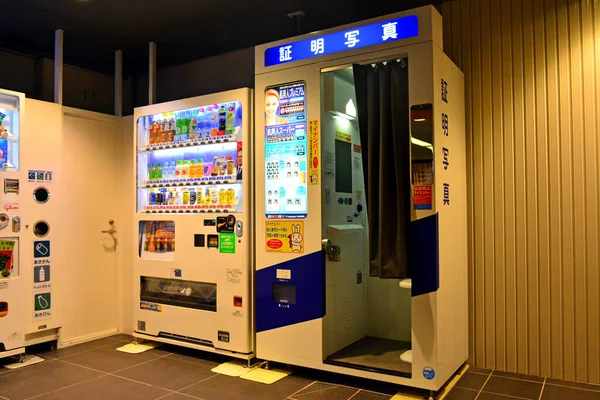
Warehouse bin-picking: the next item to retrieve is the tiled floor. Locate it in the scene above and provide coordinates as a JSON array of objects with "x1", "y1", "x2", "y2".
[
  {"x1": 449, "y1": 368, "x2": 600, "y2": 400},
  {"x1": 0, "y1": 335, "x2": 599, "y2": 400}
]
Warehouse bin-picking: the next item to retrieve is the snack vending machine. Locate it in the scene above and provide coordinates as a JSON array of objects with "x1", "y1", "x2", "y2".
[
  {"x1": 0, "y1": 89, "x2": 25, "y2": 359},
  {"x1": 132, "y1": 88, "x2": 254, "y2": 359}
]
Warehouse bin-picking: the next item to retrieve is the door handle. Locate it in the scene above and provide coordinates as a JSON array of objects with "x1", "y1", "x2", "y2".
[{"x1": 322, "y1": 239, "x2": 341, "y2": 262}]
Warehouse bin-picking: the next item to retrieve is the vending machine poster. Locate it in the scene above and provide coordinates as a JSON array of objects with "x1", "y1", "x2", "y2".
[
  {"x1": 0, "y1": 240, "x2": 15, "y2": 279},
  {"x1": 413, "y1": 185, "x2": 433, "y2": 210},
  {"x1": 219, "y1": 233, "x2": 236, "y2": 254},
  {"x1": 309, "y1": 120, "x2": 320, "y2": 186},
  {"x1": 265, "y1": 81, "x2": 308, "y2": 219},
  {"x1": 265, "y1": 221, "x2": 304, "y2": 253}
]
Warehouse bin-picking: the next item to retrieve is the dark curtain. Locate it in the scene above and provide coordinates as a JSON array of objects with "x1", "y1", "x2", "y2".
[{"x1": 353, "y1": 60, "x2": 411, "y2": 279}]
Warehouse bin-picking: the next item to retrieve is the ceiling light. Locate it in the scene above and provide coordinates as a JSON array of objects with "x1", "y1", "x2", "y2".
[
  {"x1": 411, "y1": 137, "x2": 433, "y2": 151},
  {"x1": 345, "y1": 99, "x2": 357, "y2": 118}
]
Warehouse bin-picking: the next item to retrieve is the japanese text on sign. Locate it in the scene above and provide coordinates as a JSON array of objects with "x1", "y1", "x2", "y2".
[
  {"x1": 265, "y1": 16, "x2": 419, "y2": 67},
  {"x1": 265, "y1": 81, "x2": 308, "y2": 219}
]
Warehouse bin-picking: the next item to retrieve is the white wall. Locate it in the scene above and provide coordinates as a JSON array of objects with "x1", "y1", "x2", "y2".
[{"x1": 118, "y1": 115, "x2": 134, "y2": 334}]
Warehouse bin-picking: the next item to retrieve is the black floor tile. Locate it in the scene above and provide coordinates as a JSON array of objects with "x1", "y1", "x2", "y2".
[
  {"x1": 478, "y1": 393, "x2": 524, "y2": 400},
  {"x1": 468, "y1": 367, "x2": 492, "y2": 375},
  {"x1": 444, "y1": 387, "x2": 479, "y2": 400},
  {"x1": 181, "y1": 372, "x2": 313, "y2": 400},
  {"x1": 115, "y1": 353, "x2": 217, "y2": 390},
  {"x1": 541, "y1": 384, "x2": 600, "y2": 400},
  {"x1": 62, "y1": 344, "x2": 171, "y2": 373},
  {"x1": 158, "y1": 394, "x2": 203, "y2": 400},
  {"x1": 352, "y1": 390, "x2": 393, "y2": 400},
  {"x1": 348, "y1": 390, "x2": 393, "y2": 399},
  {"x1": 292, "y1": 384, "x2": 358, "y2": 399},
  {"x1": 34, "y1": 374, "x2": 170, "y2": 400},
  {"x1": 456, "y1": 372, "x2": 489, "y2": 390},
  {"x1": 492, "y1": 370, "x2": 545, "y2": 383},
  {"x1": 482, "y1": 376, "x2": 543, "y2": 399},
  {"x1": 294, "y1": 382, "x2": 339, "y2": 395},
  {"x1": 40, "y1": 337, "x2": 129, "y2": 359},
  {"x1": 546, "y1": 378, "x2": 600, "y2": 392},
  {"x1": 108, "y1": 333, "x2": 136, "y2": 342},
  {"x1": 0, "y1": 359, "x2": 103, "y2": 400}
]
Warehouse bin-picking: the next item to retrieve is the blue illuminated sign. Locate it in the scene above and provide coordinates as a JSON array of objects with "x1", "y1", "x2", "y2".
[{"x1": 264, "y1": 15, "x2": 419, "y2": 67}]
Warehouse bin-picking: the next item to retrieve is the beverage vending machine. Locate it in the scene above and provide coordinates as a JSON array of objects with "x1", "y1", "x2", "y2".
[
  {"x1": 0, "y1": 89, "x2": 25, "y2": 359},
  {"x1": 132, "y1": 88, "x2": 254, "y2": 359}
]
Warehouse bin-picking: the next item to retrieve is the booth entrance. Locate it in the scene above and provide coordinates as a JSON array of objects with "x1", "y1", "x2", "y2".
[{"x1": 319, "y1": 64, "x2": 413, "y2": 377}]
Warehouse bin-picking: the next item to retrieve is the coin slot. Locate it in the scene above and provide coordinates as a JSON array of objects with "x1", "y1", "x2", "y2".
[
  {"x1": 33, "y1": 220, "x2": 50, "y2": 238},
  {"x1": 33, "y1": 187, "x2": 50, "y2": 204}
]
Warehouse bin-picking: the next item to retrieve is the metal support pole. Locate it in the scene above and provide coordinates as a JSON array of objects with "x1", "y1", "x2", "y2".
[
  {"x1": 54, "y1": 29, "x2": 63, "y2": 105},
  {"x1": 148, "y1": 42, "x2": 156, "y2": 105},
  {"x1": 115, "y1": 50, "x2": 123, "y2": 117}
]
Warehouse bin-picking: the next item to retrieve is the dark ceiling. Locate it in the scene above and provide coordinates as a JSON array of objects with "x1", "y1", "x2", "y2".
[{"x1": 0, "y1": 0, "x2": 442, "y2": 76}]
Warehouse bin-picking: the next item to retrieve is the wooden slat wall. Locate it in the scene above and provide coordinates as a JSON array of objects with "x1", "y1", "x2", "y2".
[{"x1": 441, "y1": 0, "x2": 600, "y2": 383}]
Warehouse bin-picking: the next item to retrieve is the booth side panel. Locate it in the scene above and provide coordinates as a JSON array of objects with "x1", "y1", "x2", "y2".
[
  {"x1": 433, "y1": 46, "x2": 468, "y2": 385},
  {"x1": 254, "y1": 65, "x2": 325, "y2": 363},
  {"x1": 22, "y1": 99, "x2": 63, "y2": 339}
]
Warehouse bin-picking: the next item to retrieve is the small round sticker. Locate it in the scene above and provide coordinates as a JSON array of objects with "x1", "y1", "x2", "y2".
[{"x1": 423, "y1": 367, "x2": 435, "y2": 380}]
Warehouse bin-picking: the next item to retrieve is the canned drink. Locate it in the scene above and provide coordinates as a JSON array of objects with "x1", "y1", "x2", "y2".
[
  {"x1": 227, "y1": 160, "x2": 235, "y2": 176},
  {"x1": 149, "y1": 190, "x2": 157, "y2": 205},
  {"x1": 218, "y1": 189, "x2": 227, "y2": 205},
  {"x1": 189, "y1": 189, "x2": 197, "y2": 205},
  {"x1": 182, "y1": 190, "x2": 190, "y2": 205},
  {"x1": 211, "y1": 188, "x2": 218, "y2": 204},
  {"x1": 156, "y1": 191, "x2": 164, "y2": 205},
  {"x1": 226, "y1": 188, "x2": 236, "y2": 205}
]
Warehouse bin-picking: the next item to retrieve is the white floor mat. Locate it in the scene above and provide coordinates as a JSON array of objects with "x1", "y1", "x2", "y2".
[
  {"x1": 4, "y1": 355, "x2": 45, "y2": 370},
  {"x1": 116, "y1": 342, "x2": 158, "y2": 354},
  {"x1": 211, "y1": 360, "x2": 256, "y2": 377},
  {"x1": 239, "y1": 367, "x2": 290, "y2": 384}
]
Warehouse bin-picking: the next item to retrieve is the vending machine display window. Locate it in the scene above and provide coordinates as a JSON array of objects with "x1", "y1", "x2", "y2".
[
  {"x1": 140, "y1": 276, "x2": 217, "y2": 312},
  {"x1": 136, "y1": 102, "x2": 243, "y2": 214},
  {"x1": 0, "y1": 239, "x2": 18, "y2": 279},
  {"x1": 0, "y1": 93, "x2": 21, "y2": 171},
  {"x1": 139, "y1": 221, "x2": 175, "y2": 261}
]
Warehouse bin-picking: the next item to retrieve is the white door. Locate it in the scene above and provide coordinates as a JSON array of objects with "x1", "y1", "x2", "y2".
[{"x1": 61, "y1": 108, "x2": 120, "y2": 343}]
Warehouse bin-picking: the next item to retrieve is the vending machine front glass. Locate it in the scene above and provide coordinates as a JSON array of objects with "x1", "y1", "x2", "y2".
[{"x1": 136, "y1": 101, "x2": 243, "y2": 214}]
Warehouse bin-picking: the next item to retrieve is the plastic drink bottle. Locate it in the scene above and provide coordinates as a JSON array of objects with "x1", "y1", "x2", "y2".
[
  {"x1": 181, "y1": 160, "x2": 189, "y2": 178},
  {"x1": 189, "y1": 159, "x2": 196, "y2": 178},
  {"x1": 149, "y1": 164, "x2": 156, "y2": 181},
  {"x1": 189, "y1": 116, "x2": 197, "y2": 140},
  {"x1": 218, "y1": 105, "x2": 227, "y2": 134},
  {"x1": 226, "y1": 104, "x2": 236, "y2": 132},
  {"x1": 175, "y1": 160, "x2": 183, "y2": 179},
  {"x1": 157, "y1": 163, "x2": 163, "y2": 180},
  {"x1": 197, "y1": 159, "x2": 204, "y2": 178}
]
